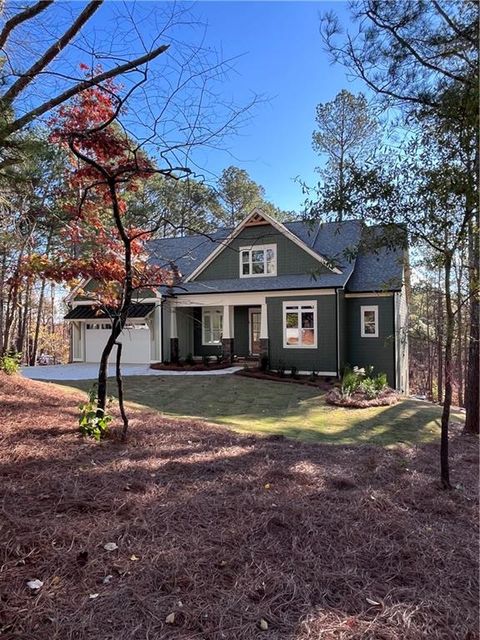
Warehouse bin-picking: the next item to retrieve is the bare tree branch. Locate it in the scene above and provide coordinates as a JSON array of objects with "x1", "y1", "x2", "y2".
[
  {"x1": 2, "y1": 0, "x2": 104, "y2": 105},
  {"x1": 0, "y1": 0, "x2": 53, "y2": 51}
]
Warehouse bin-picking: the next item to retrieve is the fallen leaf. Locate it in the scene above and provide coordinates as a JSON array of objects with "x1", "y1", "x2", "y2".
[
  {"x1": 258, "y1": 618, "x2": 269, "y2": 630},
  {"x1": 103, "y1": 575, "x2": 113, "y2": 584},
  {"x1": 165, "y1": 612, "x2": 175, "y2": 624},
  {"x1": 27, "y1": 579, "x2": 43, "y2": 590},
  {"x1": 103, "y1": 542, "x2": 118, "y2": 552},
  {"x1": 264, "y1": 483, "x2": 271, "y2": 490},
  {"x1": 89, "y1": 593, "x2": 99, "y2": 599},
  {"x1": 130, "y1": 555, "x2": 140, "y2": 561},
  {"x1": 366, "y1": 597, "x2": 381, "y2": 606}
]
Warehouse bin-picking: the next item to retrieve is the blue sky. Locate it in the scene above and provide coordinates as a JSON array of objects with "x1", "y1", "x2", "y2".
[
  {"x1": 37, "y1": 1, "x2": 363, "y2": 213},
  {"x1": 181, "y1": 1, "x2": 361, "y2": 212}
]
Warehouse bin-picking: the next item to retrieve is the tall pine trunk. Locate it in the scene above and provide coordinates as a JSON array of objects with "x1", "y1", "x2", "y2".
[
  {"x1": 440, "y1": 257, "x2": 454, "y2": 489},
  {"x1": 464, "y1": 214, "x2": 479, "y2": 433}
]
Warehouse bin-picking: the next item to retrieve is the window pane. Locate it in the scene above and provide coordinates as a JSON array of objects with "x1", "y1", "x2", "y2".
[
  {"x1": 266, "y1": 260, "x2": 275, "y2": 274},
  {"x1": 241, "y1": 251, "x2": 249, "y2": 263},
  {"x1": 252, "y1": 261, "x2": 264, "y2": 274},
  {"x1": 251, "y1": 249, "x2": 264, "y2": 263},
  {"x1": 286, "y1": 312, "x2": 298, "y2": 328},
  {"x1": 301, "y1": 312, "x2": 314, "y2": 328},
  {"x1": 242, "y1": 263, "x2": 250, "y2": 275},
  {"x1": 286, "y1": 328, "x2": 299, "y2": 345},
  {"x1": 204, "y1": 315, "x2": 211, "y2": 330},
  {"x1": 301, "y1": 328, "x2": 315, "y2": 345},
  {"x1": 266, "y1": 248, "x2": 275, "y2": 262}
]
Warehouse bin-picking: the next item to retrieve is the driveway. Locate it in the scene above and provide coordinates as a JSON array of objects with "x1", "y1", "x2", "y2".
[{"x1": 22, "y1": 363, "x2": 242, "y2": 381}]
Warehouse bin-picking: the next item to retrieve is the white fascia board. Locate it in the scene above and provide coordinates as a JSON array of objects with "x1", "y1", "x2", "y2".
[
  {"x1": 184, "y1": 208, "x2": 341, "y2": 282},
  {"x1": 64, "y1": 277, "x2": 92, "y2": 304},
  {"x1": 345, "y1": 292, "x2": 394, "y2": 298}
]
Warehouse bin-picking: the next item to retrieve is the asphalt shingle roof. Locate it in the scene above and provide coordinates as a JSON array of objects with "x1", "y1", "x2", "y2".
[
  {"x1": 146, "y1": 219, "x2": 405, "y2": 294},
  {"x1": 65, "y1": 303, "x2": 156, "y2": 320}
]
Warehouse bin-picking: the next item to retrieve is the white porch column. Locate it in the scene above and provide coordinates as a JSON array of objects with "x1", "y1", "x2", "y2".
[
  {"x1": 222, "y1": 305, "x2": 233, "y2": 339},
  {"x1": 259, "y1": 302, "x2": 268, "y2": 339},
  {"x1": 222, "y1": 304, "x2": 234, "y2": 362},
  {"x1": 170, "y1": 304, "x2": 178, "y2": 339},
  {"x1": 169, "y1": 303, "x2": 179, "y2": 362}
]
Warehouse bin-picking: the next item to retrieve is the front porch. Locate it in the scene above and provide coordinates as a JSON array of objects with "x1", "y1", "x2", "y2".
[{"x1": 164, "y1": 301, "x2": 269, "y2": 364}]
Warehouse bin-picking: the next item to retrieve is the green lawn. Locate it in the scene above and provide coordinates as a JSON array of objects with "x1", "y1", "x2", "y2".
[{"x1": 57, "y1": 374, "x2": 465, "y2": 446}]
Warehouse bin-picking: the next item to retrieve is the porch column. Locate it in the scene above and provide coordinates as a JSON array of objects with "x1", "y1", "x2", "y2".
[
  {"x1": 259, "y1": 302, "x2": 269, "y2": 360},
  {"x1": 222, "y1": 304, "x2": 234, "y2": 363},
  {"x1": 170, "y1": 304, "x2": 179, "y2": 363}
]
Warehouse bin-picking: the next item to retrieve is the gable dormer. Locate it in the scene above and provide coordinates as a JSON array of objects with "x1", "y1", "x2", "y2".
[{"x1": 185, "y1": 209, "x2": 341, "y2": 282}]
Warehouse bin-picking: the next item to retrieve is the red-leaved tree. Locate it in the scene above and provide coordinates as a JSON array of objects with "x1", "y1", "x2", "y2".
[{"x1": 27, "y1": 74, "x2": 181, "y2": 439}]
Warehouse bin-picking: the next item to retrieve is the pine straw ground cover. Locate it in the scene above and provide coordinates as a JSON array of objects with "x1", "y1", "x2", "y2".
[{"x1": 0, "y1": 373, "x2": 478, "y2": 640}]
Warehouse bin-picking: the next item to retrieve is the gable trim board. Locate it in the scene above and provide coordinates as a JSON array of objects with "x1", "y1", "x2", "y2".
[{"x1": 184, "y1": 208, "x2": 342, "y2": 282}]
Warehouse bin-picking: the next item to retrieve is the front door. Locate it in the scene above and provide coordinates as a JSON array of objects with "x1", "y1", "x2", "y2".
[{"x1": 249, "y1": 309, "x2": 261, "y2": 355}]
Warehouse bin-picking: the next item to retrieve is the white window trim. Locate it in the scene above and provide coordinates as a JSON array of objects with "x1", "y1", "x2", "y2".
[
  {"x1": 239, "y1": 244, "x2": 277, "y2": 278},
  {"x1": 202, "y1": 307, "x2": 223, "y2": 346},
  {"x1": 360, "y1": 305, "x2": 379, "y2": 338},
  {"x1": 282, "y1": 300, "x2": 317, "y2": 349}
]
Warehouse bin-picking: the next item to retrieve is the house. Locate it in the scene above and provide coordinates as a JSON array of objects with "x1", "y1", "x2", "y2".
[{"x1": 64, "y1": 209, "x2": 409, "y2": 392}]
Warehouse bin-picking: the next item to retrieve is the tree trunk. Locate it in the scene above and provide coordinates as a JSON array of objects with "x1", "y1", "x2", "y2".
[
  {"x1": 30, "y1": 277, "x2": 47, "y2": 365},
  {"x1": 115, "y1": 340, "x2": 129, "y2": 441},
  {"x1": 95, "y1": 178, "x2": 133, "y2": 427},
  {"x1": 440, "y1": 257, "x2": 454, "y2": 489},
  {"x1": 456, "y1": 265, "x2": 464, "y2": 407},
  {"x1": 464, "y1": 214, "x2": 479, "y2": 433}
]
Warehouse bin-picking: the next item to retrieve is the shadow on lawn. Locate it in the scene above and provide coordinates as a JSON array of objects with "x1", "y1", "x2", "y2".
[
  {"x1": 0, "y1": 395, "x2": 478, "y2": 640},
  {"x1": 58, "y1": 375, "x2": 460, "y2": 447}
]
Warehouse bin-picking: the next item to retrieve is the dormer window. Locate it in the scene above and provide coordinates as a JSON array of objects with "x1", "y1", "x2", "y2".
[{"x1": 240, "y1": 244, "x2": 277, "y2": 278}]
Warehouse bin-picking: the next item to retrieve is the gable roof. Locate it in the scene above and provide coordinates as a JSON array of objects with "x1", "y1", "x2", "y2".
[
  {"x1": 183, "y1": 209, "x2": 342, "y2": 281},
  {"x1": 146, "y1": 217, "x2": 404, "y2": 295}
]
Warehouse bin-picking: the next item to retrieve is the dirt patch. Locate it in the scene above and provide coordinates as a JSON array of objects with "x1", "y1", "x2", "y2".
[
  {"x1": 236, "y1": 367, "x2": 333, "y2": 389},
  {"x1": 0, "y1": 372, "x2": 478, "y2": 640},
  {"x1": 326, "y1": 386, "x2": 399, "y2": 408}
]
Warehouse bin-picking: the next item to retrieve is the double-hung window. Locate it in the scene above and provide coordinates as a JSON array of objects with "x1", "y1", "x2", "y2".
[
  {"x1": 240, "y1": 244, "x2": 276, "y2": 277},
  {"x1": 360, "y1": 305, "x2": 379, "y2": 337},
  {"x1": 202, "y1": 307, "x2": 223, "y2": 345},
  {"x1": 283, "y1": 301, "x2": 317, "y2": 348}
]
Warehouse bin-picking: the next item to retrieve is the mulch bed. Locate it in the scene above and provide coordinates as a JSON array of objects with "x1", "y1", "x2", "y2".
[
  {"x1": 150, "y1": 361, "x2": 235, "y2": 371},
  {"x1": 326, "y1": 387, "x2": 400, "y2": 408},
  {"x1": 0, "y1": 372, "x2": 478, "y2": 640},
  {"x1": 236, "y1": 368, "x2": 334, "y2": 390}
]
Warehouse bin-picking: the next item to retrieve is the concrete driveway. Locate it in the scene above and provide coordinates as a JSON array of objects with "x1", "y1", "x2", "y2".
[{"x1": 22, "y1": 363, "x2": 242, "y2": 381}]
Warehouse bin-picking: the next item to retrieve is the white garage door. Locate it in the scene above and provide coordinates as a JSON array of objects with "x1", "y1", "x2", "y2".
[{"x1": 85, "y1": 322, "x2": 151, "y2": 364}]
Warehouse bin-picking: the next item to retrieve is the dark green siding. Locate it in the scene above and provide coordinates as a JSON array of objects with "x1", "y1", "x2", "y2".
[
  {"x1": 337, "y1": 289, "x2": 347, "y2": 372},
  {"x1": 266, "y1": 295, "x2": 337, "y2": 373},
  {"x1": 346, "y1": 296, "x2": 395, "y2": 386},
  {"x1": 177, "y1": 308, "x2": 194, "y2": 358},
  {"x1": 196, "y1": 224, "x2": 328, "y2": 281},
  {"x1": 233, "y1": 306, "x2": 250, "y2": 357}
]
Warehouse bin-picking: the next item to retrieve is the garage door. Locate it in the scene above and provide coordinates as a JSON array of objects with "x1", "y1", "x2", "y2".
[{"x1": 85, "y1": 322, "x2": 151, "y2": 364}]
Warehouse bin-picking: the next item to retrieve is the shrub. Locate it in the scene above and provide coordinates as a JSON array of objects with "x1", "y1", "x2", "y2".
[
  {"x1": 290, "y1": 365, "x2": 298, "y2": 379},
  {"x1": 202, "y1": 354, "x2": 210, "y2": 367},
  {"x1": 374, "y1": 372, "x2": 388, "y2": 391},
  {"x1": 260, "y1": 354, "x2": 269, "y2": 372},
  {"x1": 185, "y1": 352, "x2": 195, "y2": 366},
  {"x1": 340, "y1": 369, "x2": 362, "y2": 397},
  {"x1": 309, "y1": 370, "x2": 318, "y2": 381},
  {"x1": 359, "y1": 377, "x2": 378, "y2": 400},
  {"x1": 216, "y1": 353, "x2": 223, "y2": 364},
  {"x1": 277, "y1": 361, "x2": 286, "y2": 377},
  {"x1": 79, "y1": 385, "x2": 112, "y2": 441},
  {"x1": 0, "y1": 352, "x2": 21, "y2": 375}
]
